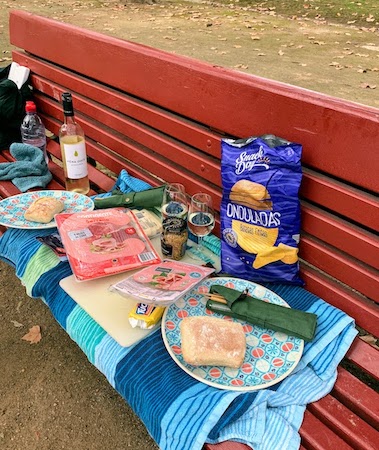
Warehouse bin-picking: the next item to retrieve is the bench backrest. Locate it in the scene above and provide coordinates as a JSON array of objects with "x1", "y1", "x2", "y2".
[{"x1": 6, "y1": 10, "x2": 379, "y2": 381}]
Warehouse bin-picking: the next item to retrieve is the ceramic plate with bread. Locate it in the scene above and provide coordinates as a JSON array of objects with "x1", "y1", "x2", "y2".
[
  {"x1": 162, "y1": 277, "x2": 304, "y2": 391},
  {"x1": 0, "y1": 190, "x2": 94, "y2": 229}
]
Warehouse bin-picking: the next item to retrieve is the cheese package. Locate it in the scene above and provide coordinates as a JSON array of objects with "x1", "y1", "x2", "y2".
[
  {"x1": 128, "y1": 303, "x2": 165, "y2": 329},
  {"x1": 131, "y1": 209, "x2": 162, "y2": 237},
  {"x1": 55, "y1": 208, "x2": 161, "y2": 281},
  {"x1": 221, "y1": 135, "x2": 303, "y2": 285},
  {"x1": 180, "y1": 316, "x2": 246, "y2": 368}
]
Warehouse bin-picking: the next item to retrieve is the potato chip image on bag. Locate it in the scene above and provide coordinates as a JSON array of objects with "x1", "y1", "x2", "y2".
[{"x1": 220, "y1": 134, "x2": 303, "y2": 285}]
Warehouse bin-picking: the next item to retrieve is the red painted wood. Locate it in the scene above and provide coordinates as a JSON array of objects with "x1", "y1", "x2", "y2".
[
  {"x1": 32, "y1": 93, "x2": 222, "y2": 202},
  {"x1": 300, "y1": 410, "x2": 354, "y2": 450},
  {"x1": 301, "y1": 168, "x2": 379, "y2": 233},
  {"x1": 14, "y1": 54, "x2": 377, "y2": 237},
  {"x1": 5, "y1": 11, "x2": 379, "y2": 450},
  {"x1": 9, "y1": 11, "x2": 379, "y2": 193},
  {"x1": 308, "y1": 395, "x2": 379, "y2": 450},
  {"x1": 43, "y1": 117, "x2": 165, "y2": 192},
  {"x1": 11, "y1": 52, "x2": 222, "y2": 160},
  {"x1": 0, "y1": 150, "x2": 64, "y2": 195},
  {"x1": 45, "y1": 140, "x2": 114, "y2": 194},
  {"x1": 0, "y1": 178, "x2": 21, "y2": 198},
  {"x1": 10, "y1": 58, "x2": 378, "y2": 251},
  {"x1": 300, "y1": 266, "x2": 379, "y2": 338},
  {"x1": 0, "y1": 152, "x2": 22, "y2": 198},
  {"x1": 345, "y1": 337, "x2": 379, "y2": 381},
  {"x1": 333, "y1": 367, "x2": 379, "y2": 428},
  {"x1": 204, "y1": 443, "x2": 249, "y2": 450},
  {"x1": 302, "y1": 203, "x2": 379, "y2": 270},
  {"x1": 300, "y1": 234, "x2": 379, "y2": 303}
]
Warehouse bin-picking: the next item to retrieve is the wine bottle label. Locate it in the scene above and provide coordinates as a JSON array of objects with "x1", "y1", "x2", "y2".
[{"x1": 63, "y1": 140, "x2": 88, "y2": 179}]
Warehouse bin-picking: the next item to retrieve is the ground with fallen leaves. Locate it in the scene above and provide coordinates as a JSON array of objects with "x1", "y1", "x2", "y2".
[
  {"x1": 0, "y1": 1, "x2": 378, "y2": 449},
  {"x1": 0, "y1": 261, "x2": 159, "y2": 449},
  {"x1": 0, "y1": 0, "x2": 378, "y2": 107}
]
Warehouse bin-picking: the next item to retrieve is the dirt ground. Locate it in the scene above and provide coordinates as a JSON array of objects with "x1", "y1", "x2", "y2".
[
  {"x1": 0, "y1": 0, "x2": 378, "y2": 107},
  {"x1": 0, "y1": 261, "x2": 159, "y2": 450},
  {"x1": 0, "y1": 1, "x2": 378, "y2": 449}
]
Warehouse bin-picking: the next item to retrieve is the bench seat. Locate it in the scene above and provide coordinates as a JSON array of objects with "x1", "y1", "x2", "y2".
[{"x1": 1, "y1": 9, "x2": 378, "y2": 450}]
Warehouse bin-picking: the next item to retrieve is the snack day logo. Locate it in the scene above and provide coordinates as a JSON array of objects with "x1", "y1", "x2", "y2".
[{"x1": 235, "y1": 147, "x2": 270, "y2": 175}]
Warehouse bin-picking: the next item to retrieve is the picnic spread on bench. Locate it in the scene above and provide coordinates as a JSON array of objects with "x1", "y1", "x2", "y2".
[{"x1": 0, "y1": 9, "x2": 378, "y2": 450}]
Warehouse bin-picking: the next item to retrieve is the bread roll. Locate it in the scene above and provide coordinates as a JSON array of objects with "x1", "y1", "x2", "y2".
[
  {"x1": 180, "y1": 316, "x2": 246, "y2": 368},
  {"x1": 24, "y1": 197, "x2": 64, "y2": 223}
]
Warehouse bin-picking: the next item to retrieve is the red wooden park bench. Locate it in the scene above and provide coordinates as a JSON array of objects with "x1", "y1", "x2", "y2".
[{"x1": 1, "y1": 9, "x2": 378, "y2": 450}]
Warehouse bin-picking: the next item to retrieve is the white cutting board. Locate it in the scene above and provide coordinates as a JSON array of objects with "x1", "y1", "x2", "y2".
[{"x1": 59, "y1": 237, "x2": 220, "y2": 347}]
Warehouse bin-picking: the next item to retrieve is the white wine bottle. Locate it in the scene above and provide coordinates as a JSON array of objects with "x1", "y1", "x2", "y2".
[{"x1": 59, "y1": 92, "x2": 90, "y2": 194}]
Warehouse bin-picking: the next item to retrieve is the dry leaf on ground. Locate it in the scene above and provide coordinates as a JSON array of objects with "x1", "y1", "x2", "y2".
[
  {"x1": 360, "y1": 83, "x2": 377, "y2": 89},
  {"x1": 22, "y1": 325, "x2": 42, "y2": 344},
  {"x1": 360, "y1": 334, "x2": 379, "y2": 349}
]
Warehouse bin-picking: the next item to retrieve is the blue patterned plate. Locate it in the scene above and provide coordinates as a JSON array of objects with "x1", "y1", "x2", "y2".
[
  {"x1": 0, "y1": 190, "x2": 94, "y2": 229},
  {"x1": 162, "y1": 277, "x2": 304, "y2": 391}
]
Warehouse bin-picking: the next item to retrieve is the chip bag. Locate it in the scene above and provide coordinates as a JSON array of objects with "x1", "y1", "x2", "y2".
[{"x1": 220, "y1": 134, "x2": 303, "y2": 285}]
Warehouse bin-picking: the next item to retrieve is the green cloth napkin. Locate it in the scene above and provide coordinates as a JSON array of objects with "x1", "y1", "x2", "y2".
[
  {"x1": 206, "y1": 285, "x2": 317, "y2": 341},
  {"x1": 94, "y1": 185, "x2": 166, "y2": 209}
]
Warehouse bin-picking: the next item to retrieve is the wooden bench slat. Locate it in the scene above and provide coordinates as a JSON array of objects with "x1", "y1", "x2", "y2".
[
  {"x1": 300, "y1": 410, "x2": 354, "y2": 450},
  {"x1": 10, "y1": 11, "x2": 379, "y2": 194},
  {"x1": 6, "y1": 10, "x2": 378, "y2": 450},
  {"x1": 308, "y1": 395, "x2": 379, "y2": 450},
  {"x1": 204, "y1": 443, "x2": 250, "y2": 450},
  {"x1": 345, "y1": 337, "x2": 379, "y2": 381},
  {"x1": 38, "y1": 97, "x2": 221, "y2": 199},
  {"x1": 301, "y1": 266, "x2": 379, "y2": 339},
  {"x1": 301, "y1": 167, "x2": 379, "y2": 233},
  {"x1": 302, "y1": 203, "x2": 379, "y2": 270},
  {"x1": 333, "y1": 366, "x2": 379, "y2": 429},
  {"x1": 300, "y1": 234, "x2": 379, "y2": 303},
  {"x1": 12, "y1": 52, "x2": 223, "y2": 159}
]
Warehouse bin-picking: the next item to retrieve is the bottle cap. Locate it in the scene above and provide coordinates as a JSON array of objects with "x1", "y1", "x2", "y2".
[
  {"x1": 62, "y1": 92, "x2": 74, "y2": 116},
  {"x1": 25, "y1": 101, "x2": 36, "y2": 113}
]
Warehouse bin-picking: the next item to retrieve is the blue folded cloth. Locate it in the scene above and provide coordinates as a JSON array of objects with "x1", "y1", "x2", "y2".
[
  {"x1": 0, "y1": 142, "x2": 52, "y2": 192},
  {"x1": 0, "y1": 170, "x2": 358, "y2": 450},
  {"x1": 93, "y1": 168, "x2": 151, "y2": 199},
  {"x1": 0, "y1": 227, "x2": 358, "y2": 450}
]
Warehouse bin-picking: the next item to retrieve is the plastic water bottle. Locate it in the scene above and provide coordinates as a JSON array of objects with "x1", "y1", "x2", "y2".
[{"x1": 21, "y1": 101, "x2": 48, "y2": 164}]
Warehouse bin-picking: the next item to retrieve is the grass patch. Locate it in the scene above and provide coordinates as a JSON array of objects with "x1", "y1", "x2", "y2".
[{"x1": 218, "y1": 0, "x2": 379, "y2": 26}]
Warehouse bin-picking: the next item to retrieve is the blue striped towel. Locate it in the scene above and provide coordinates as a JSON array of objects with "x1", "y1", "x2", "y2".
[{"x1": 0, "y1": 170, "x2": 357, "y2": 450}]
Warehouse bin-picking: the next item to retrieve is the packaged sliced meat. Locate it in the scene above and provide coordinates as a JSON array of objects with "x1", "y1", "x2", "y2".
[{"x1": 55, "y1": 208, "x2": 161, "y2": 281}]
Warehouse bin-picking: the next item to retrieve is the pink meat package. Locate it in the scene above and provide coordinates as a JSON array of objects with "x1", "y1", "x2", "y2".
[{"x1": 55, "y1": 208, "x2": 161, "y2": 281}]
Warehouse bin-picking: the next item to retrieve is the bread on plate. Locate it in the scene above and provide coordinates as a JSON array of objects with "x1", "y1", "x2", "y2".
[
  {"x1": 180, "y1": 316, "x2": 246, "y2": 368},
  {"x1": 24, "y1": 197, "x2": 64, "y2": 223}
]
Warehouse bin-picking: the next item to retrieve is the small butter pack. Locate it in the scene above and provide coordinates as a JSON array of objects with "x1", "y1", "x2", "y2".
[{"x1": 128, "y1": 303, "x2": 165, "y2": 329}]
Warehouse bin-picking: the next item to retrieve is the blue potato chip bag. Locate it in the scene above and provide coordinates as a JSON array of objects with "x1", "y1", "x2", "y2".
[{"x1": 221, "y1": 134, "x2": 303, "y2": 285}]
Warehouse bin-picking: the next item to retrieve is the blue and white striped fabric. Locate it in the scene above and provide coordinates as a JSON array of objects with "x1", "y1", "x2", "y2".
[{"x1": 0, "y1": 170, "x2": 357, "y2": 450}]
